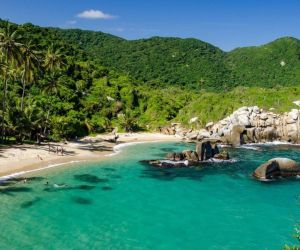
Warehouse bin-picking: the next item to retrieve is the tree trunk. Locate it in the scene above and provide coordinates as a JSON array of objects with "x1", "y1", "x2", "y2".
[
  {"x1": 21, "y1": 80, "x2": 26, "y2": 111},
  {"x1": 43, "y1": 109, "x2": 50, "y2": 136},
  {"x1": 1, "y1": 71, "x2": 8, "y2": 143}
]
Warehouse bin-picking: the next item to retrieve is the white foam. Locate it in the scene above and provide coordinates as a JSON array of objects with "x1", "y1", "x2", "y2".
[
  {"x1": 246, "y1": 141, "x2": 300, "y2": 146},
  {"x1": 238, "y1": 145, "x2": 261, "y2": 151},
  {"x1": 204, "y1": 158, "x2": 238, "y2": 163},
  {"x1": 0, "y1": 160, "x2": 82, "y2": 183}
]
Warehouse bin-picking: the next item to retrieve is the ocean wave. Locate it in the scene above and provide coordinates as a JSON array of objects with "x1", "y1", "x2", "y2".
[
  {"x1": 246, "y1": 141, "x2": 300, "y2": 146},
  {"x1": 238, "y1": 145, "x2": 261, "y2": 151}
]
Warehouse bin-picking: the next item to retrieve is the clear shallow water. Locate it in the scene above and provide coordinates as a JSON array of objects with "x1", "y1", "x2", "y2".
[{"x1": 1, "y1": 142, "x2": 300, "y2": 249}]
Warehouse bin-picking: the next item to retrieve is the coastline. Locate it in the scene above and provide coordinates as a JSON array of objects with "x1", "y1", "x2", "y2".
[{"x1": 0, "y1": 133, "x2": 181, "y2": 180}]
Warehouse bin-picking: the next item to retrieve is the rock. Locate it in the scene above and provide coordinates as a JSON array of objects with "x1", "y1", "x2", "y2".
[
  {"x1": 231, "y1": 125, "x2": 245, "y2": 147},
  {"x1": 190, "y1": 151, "x2": 199, "y2": 161},
  {"x1": 261, "y1": 127, "x2": 277, "y2": 141},
  {"x1": 237, "y1": 114, "x2": 251, "y2": 127},
  {"x1": 182, "y1": 150, "x2": 198, "y2": 161},
  {"x1": 199, "y1": 106, "x2": 300, "y2": 145},
  {"x1": 205, "y1": 122, "x2": 214, "y2": 128},
  {"x1": 197, "y1": 129, "x2": 211, "y2": 140},
  {"x1": 246, "y1": 128, "x2": 256, "y2": 142},
  {"x1": 293, "y1": 101, "x2": 300, "y2": 107},
  {"x1": 196, "y1": 141, "x2": 213, "y2": 161},
  {"x1": 186, "y1": 131, "x2": 199, "y2": 140},
  {"x1": 211, "y1": 143, "x2": 220, "y2": 155},
  {"x1": 189, "y1": 117, "x2": 199, "y2": 124},
  {"x1": 253, "y1": 158, "x2": 300, "y2": 180},
  {"x1": 253, "y1": 106, "x2": 260, "y2": 114},
  {"x1": 214, "y1": 150, "x2": 230, "y2": 160},
  {"x1": 174, "y1": 152, "x2": 184, "y2": 161},
  {"x1": 165, "y1": 152, "x2": 176, "y2": 160},
  {"x1": 259, "y1": 113, "x2": 268, "y2": 120},
  {"x1": 289, "y1": 109, "x2": 299, "y2": 120}
]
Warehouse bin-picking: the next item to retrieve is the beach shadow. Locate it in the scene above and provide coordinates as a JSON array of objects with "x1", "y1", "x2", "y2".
[
  {"x1": 74, "y1": 174, "x2": 109, "y2": 183},
  {"x1": 71, "y1": 196, "x2": 93, "y2": 205},
  {"x1": 20, "y1": 197, "x2": 41, "y2": 209}
]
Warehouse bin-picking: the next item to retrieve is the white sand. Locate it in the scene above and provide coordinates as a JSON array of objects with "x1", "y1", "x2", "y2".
[{"x1": 0, "y1": 133, "x2": 180, "y2": 177}]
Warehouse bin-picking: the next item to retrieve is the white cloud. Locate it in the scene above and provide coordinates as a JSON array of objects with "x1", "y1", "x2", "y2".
[{"x1": 77, "y1": 9, "x2": 116, "y2": 20}]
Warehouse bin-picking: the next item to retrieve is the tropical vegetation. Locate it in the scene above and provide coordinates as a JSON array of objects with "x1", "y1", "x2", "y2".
[{"x1": 0, "y1": 19, "x2": 300, "y2": 143}]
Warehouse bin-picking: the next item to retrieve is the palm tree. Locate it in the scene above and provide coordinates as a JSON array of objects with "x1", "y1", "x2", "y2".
[
  {"x1": 40, "y1": 45, "x2": 65, "y2": 138},
  {"x1": 0, "y1": 21, "x2": 23, "y2": 142},
  {"x1": 44, "y1": 44, "x2": 64, "y2": 73},
  {"x1": 20, "y1": 40, "x2": 39, "y2": 111}
]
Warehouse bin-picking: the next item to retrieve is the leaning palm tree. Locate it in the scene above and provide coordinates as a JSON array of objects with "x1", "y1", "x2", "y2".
[
  {"x1": 0, "y1": 21, "x2": 23, "y2": 142},
  {"x1": 20, "y1": 40, "x2": 39, "y2": 111}
]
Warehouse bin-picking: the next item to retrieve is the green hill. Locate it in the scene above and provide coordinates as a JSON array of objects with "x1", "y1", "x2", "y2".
[
  {"x1": 226, "y1": 37, "x2": 300, "y2": 88},
  {"x1": 53, "y1": 29, "x2": 300, "y2": 90},
  {"x1": 3, "y1": 20, "x2": 300, "y2": 90},
  {"x1": 1, "y1": 19, "x2": 300, "y2": 142}
]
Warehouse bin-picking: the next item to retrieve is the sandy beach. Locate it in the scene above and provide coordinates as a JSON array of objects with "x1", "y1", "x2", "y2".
[{"x1": 0, "y1": 133, "x2": 181, "y2": 178}]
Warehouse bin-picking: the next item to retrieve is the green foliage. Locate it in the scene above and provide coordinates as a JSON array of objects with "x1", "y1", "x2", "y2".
[
  {"x1": 176, "y1": 86, "x2": 300, "y2": 126},
  {"x1": 1, "y1": 19, "x2": 300, "y2": 143}
]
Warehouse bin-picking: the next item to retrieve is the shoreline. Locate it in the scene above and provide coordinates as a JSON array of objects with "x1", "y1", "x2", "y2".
[{"x1": 0, "y1": 133, "x2": 181, "y2": 181}]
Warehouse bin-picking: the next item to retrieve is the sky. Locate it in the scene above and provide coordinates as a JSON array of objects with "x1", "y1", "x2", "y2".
[{"x1": 0, "y1": 0, "x2": 300, "y2": 51}]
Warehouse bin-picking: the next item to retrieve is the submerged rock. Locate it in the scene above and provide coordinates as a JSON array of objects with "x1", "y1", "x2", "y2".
[{"x1": 253, "y1": 158, "x2": 300, "y2": 181}]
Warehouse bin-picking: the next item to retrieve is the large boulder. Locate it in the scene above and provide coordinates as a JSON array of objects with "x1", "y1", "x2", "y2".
[
  {"x1": 196, "y1": 141, "x2": 214, "y2": 161},
  {"x1": 237, "y1": 114, "x2": 251, "y2": 127},
  {"x1": 253, "y1": 158, "x2": 300, "y2": 180},
  {"x1": 230, "y1": 125, "x2": 245, "y2": 147}
]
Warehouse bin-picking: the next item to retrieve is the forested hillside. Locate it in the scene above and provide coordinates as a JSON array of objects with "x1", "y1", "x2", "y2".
[
  {"x1": 52, "y1": 27, "x2": 300, "y2": 90},
  {"x1": 0, "y1": 19, "x2": 300, "y2": 143}
]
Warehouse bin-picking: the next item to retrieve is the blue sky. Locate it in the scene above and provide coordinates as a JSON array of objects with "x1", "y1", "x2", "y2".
[{"x1": 0, "y1": 0, "x2": 299, "y2": 51}]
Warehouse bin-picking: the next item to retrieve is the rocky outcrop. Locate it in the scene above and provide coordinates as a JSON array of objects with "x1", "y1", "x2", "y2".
[
  {"x1": 253, "y1": 158, "x2": 300, "y2": 180},
  {"x1": 196, "y1": 140, "x2": 220, "y2": 161},
  {"x1": 210, "y1": 106, "x2": 300, "y2": 145},
  {"x1": 161, "y1": 105, "x2": 300, "y2": 146},
  {"x1": 146, "y1": 140, "x2": 230, "y2": 168}
]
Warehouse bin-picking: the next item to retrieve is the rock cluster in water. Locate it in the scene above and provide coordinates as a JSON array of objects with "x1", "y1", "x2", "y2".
[
  {"x1": 161, "y1": 106, "x2": 300, "y2": 146},
  {"x1": 146, "y1": 140, "x2": 229, "y2": 168}
]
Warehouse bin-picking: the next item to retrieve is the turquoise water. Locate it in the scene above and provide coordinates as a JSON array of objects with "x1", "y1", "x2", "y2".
[{"x1": 1, "y1": 142, "x2": 300, "y2": 249}]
